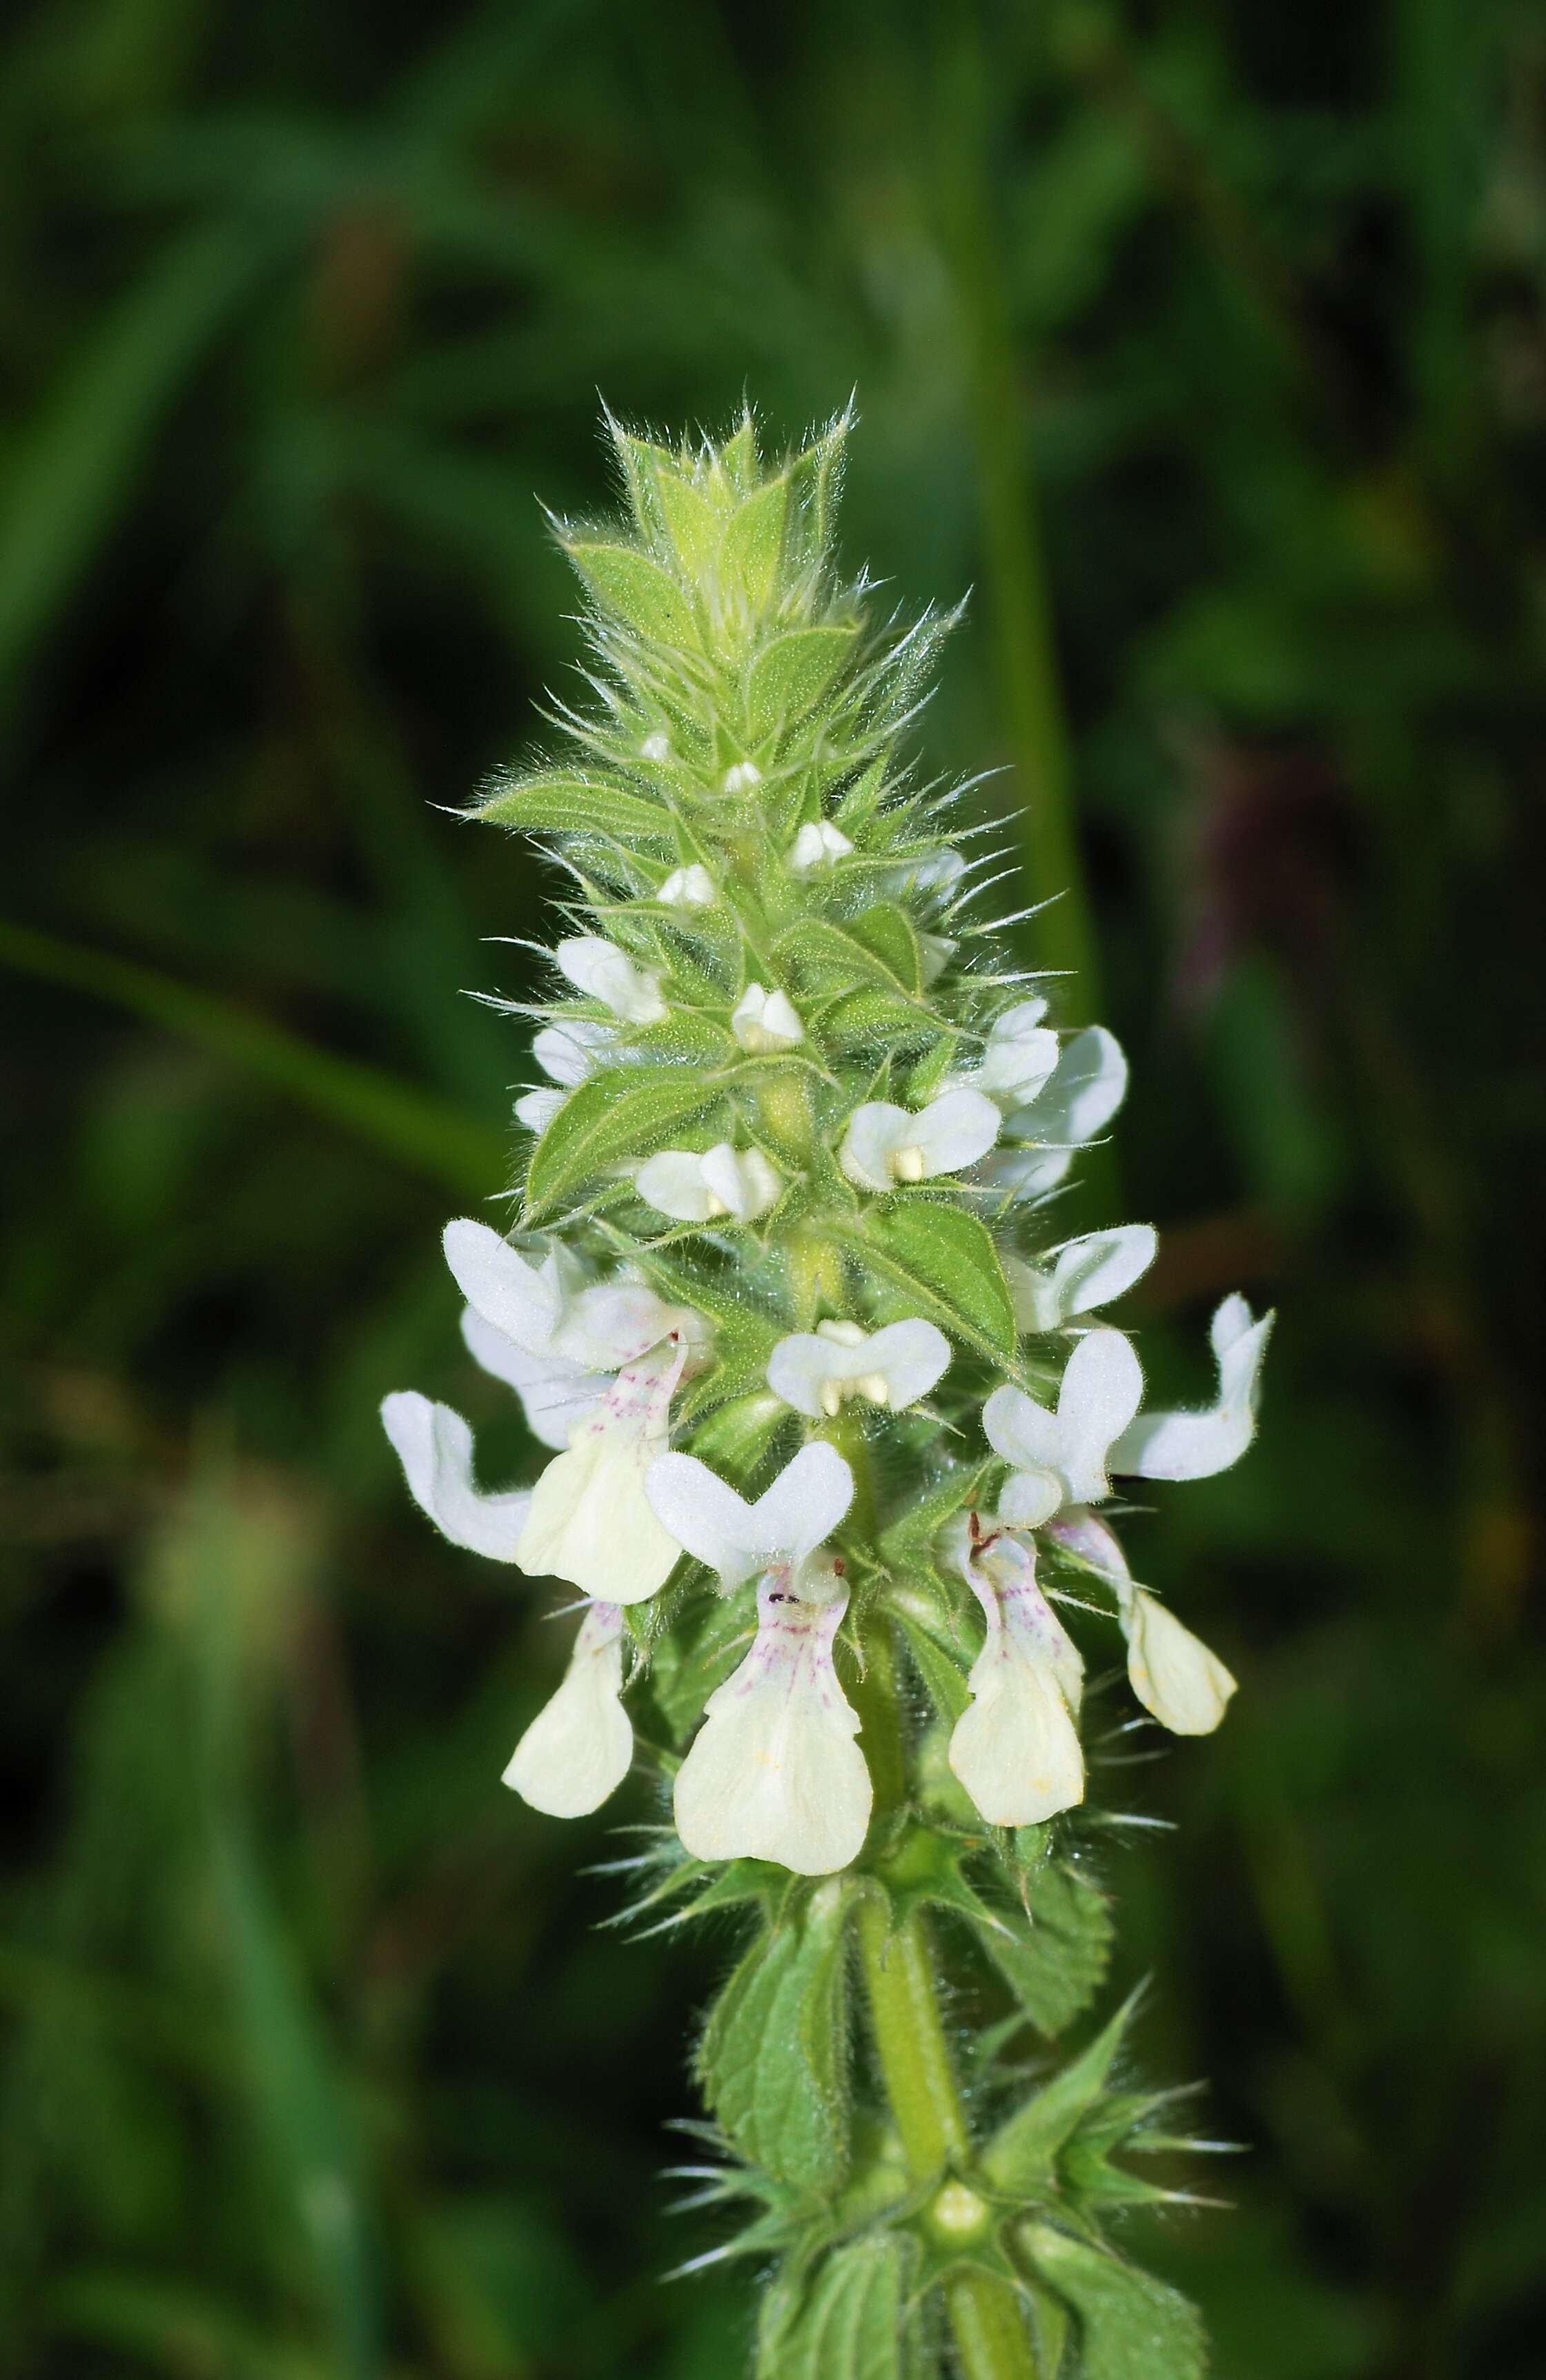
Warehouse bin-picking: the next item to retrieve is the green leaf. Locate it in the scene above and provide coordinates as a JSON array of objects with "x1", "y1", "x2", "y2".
[
  {"x1": 774, "y1": 918, "x2": 920, "y2": 1003},
  {"x1": 847, "y1": 1202, "x2": 1017, "y2": 1362},
  {"x1": 630, "y1": 1012, "x2": 738, "y2": 1068},
  {"x1": 783, "y1": 416, "x2": 850, "y2": 570},
  {"x1": 969, "y1": 1864, "x2": 1114, "y2": 2039},
  {"x1": 756, "y1": 2232, "x2": 919, "y2": 2380},
  {"x1": 747, "y1": 627, "x2": 859, "y2": 742},
  {"x1": 892, "y1": 1602, "x2": 971, "y2": 1722},
  {"x1": 698, "y1": 1882, "x2": 853, "y2": 2193},
  {"x1": 1020, "y1": 2226, "x2": 1206, "y2": 2380},
  {"x1": 608, "y1": 425, "x2": 678, "y2": 537},
  {"x1": 871, "y1": 1828, "x2": 1004, "y2": 1932},
  {"x1": 476, "y1": 771, "x2": 671, "y2": 843},
  {"x1": 649, "y1": 466, "x2": 725, "y2": 579},
  {"x1": 984, "y1": 1988, "x2": 1143, "y2": 2193},
  {"x1": 721, "y1": 475, "x2": 790, "y2": 611},
  {"x1": 879, "y1": 1465, "x2": 990, "y2": 1568},
  {"x1": 848, "y1": 903, "x2": 923, "y2": 992},
  {"x1": 719, "y1": 415, "x2": 761, "y2": 492},
  {"x1": 522, "y1": 1068, "x2": 724, "y2": 1220},
  {"x1": 819, "y1": 987, "x2": 936, "y2": 1052},
  {"x1": 566, "y1": 540, "x2": 698, "y2": 647}
]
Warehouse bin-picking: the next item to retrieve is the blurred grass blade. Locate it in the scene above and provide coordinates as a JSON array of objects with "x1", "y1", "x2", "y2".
[
  {"x1": 0, "y1": 918, "x2": 509, "y2": 1194},
  {"x1": 213, "y1": 1823, "x2": 381, "y2": 2380},
  {"x1": 0, "y1": 221, "x2": 275, "y2": 727}
]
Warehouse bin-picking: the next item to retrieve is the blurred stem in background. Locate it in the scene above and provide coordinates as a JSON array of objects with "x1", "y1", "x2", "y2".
[{"x1": 930, "y1": 3, "x2": 1101, "y2": 1025}]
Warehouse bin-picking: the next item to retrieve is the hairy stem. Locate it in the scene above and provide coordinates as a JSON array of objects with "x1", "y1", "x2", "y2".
[{"x1": 853, "y1": 1622, "x2": 1041, "y2": 2380}]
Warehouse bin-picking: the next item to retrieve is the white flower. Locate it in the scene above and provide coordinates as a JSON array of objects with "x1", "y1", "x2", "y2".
[
  {"x1": 972, "y1": 1000, "x2": 1061, "y2": 1108},
  {"x1": 671, "y1": 1557, "x2": 871, "y2": 1874},
  {"x1": 533, "y1": 1018, "x2": 613, "y2": 1085},
  {"x1": 443, "y1": 1219, "x2": 698, "y2": 1373},
  {"x1": 1048, "y1": 1508, "x2": 1235, "y2": 1735},
  {"x1": 731, "y1": 982, "x2": 804, "y2": 1053},
  {"x1": 1108, "y1": 1296, "x2": 1273, "y2": 1481},
  {"x1": 635, "y1": 1141, "x2": 782, "y2": 1224},
  {"x1": 644, "y1": 1439, "x2": 854, "y2": 1588},
  {"x1": 1006, "y1": 1224, "x2": 1159, "y2": 1334},
  {"x1": 518, "y1": 1017, "x2": 615, "y2": 1132},
  {"x1": 380, "y1": 1392, "x2": 533, "y2": 1560},
  {"x1": 640, "y1": 731, "x2": 671, "y2": 760},
  {"x1": 788, "y1": 820, "x2": 853, "y2": 874},
  {"x1": 516, "y1": 1338, "x2": 689, "y2": 1603},
  {"x1": 657, "y1": 863, "x2": 715, "y2": 910},
  {"x1": 644, "y1": 1442, "x2": 866, "y2": 1870},
  {"x1": 983, "y1": 1026, "x2": 1128, "y2": 1199},
  {"x1": 920, "y1": 932, "x2": 957, "y2": 985},
  {"x1": 554, "y1": 936, "x2": 667, "y2": 1025},
  {"x1": 722, "y1": 760, "x2": 763, "y2": 795},
  {"x1": 841, "y1": 1088, "x2": 1000, "y2": 1190},
  {"x1": 767, "y1": 1317, "x2": 950, "y2": 1418},
  {"x1": 502, "y1": 1599, "x2": 634, "y2": 1816},
  {"x1": 946, "y1": 1517, "x2": 1084, "y2": 1826},
  {"x1": 516, "y1": 1088, "x2": 565, "y2": 1133},
  {"x1": 982, "y1": 1329, "x2": 1145, "y2": 1520},
  {"x1": 459, "y1": 1307, "x2": 608, "y2": 1450}
]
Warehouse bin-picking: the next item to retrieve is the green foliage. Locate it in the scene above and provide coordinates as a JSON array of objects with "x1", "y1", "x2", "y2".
[
  {"x1": 477, "y1": 771, "x2": 674, "y2": 844},
  {"x1": 850, "y1": 1203, "x2": 1019, "y2": 1362},
  {"x1": 984, "y1": 1991, "x2": 1144, "y2": 2195},
  {"x1": 756, "y1": 2233, "x2": 923, "y2": 2380},
  {"x1": 968, "y1": 1859, "x2": 1115, "y2": 2040},
  {"x1": 1020, "y1": 2227, "x2": 1205, "y2": 2380},
  {"x1": 523, "y1": 1068, "x2": 728, "y2": 1220},
  {"x1": 697, "y1": 1885, "x2": 854, "y2": 2195}
]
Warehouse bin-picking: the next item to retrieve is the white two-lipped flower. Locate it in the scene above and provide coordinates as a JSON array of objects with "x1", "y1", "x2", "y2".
[
  {"x1": 787, "y1": 820, "x2": 853, "y2": 874},
  {"x1": 731, "y1": 982, "x2": 804, "y2": 1053},
  {"x1": 643, "y1": 1444, "x2": 870, "y2": 1874},
  {"x1": 516, "y1": 1336, "x2": 690, "y2": 1602},
  {"x1": 963, "y1": 998, "x2": 1060, "y2": 1109},
  {"x1": 502, "y1": 1597, "x2": 634, "y2": 1816},
  {"x1": 554, "y1": 935, "x2": 667, "y2": 1025},
  {"x1": 983, "y1": 1330, "x2": 1146, "y2": 1522},
  {"x1": 983, "y1": 1297, "x2": 1273, "y2": 1524},
  {"x1": 1048, "y1": 1508, "x2": 1235, "y2": 1736},
  {"x1": 767, "y1": 1317, "x2": 950, "y2": 1418},
  {"x1": 980, "y1": 1019, "x2": 1130, "y2": 1201},
  {"x1": 380, "y1": 1392, "x2": 534, "y2": 1560},
  {"x1": 443, "y1": 1218, "x2": 699, "y2": 1374},
  {"x1": 635, "y1": 1141, "x2": 781, "y2": 1224},
  {"x1": 1108, "y1": 1295, "x2": 1274, "y2": 1481},
  {"x1": 841, "y1": 1088, "x2": 1000, "y2": 1190},
  {"x1": 380, "y1": 1220, "x2": 704, "y2": 1566},
  {"x1": 1005, "y1": 1223, "x2": 1158, "y2": 1334},
  {"x1": 517, "y1": 1015, "x2": 617, "y2": 1132},
  {"x1": 946, "y1": 1516, "x2": 1084, "y2": 1826}
]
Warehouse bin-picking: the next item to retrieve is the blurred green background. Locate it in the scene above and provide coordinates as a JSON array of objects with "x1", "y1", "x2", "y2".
[{"x1": 3, "y1": 1, "x2": 1543, "y2": 2374}]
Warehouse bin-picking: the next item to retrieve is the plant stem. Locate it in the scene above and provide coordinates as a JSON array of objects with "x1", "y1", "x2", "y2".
[{"x1": 853, "y1": 1626, "x2": 1041, "y2": 2380}]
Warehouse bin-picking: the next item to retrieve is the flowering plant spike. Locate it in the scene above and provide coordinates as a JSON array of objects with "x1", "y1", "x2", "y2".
[{"x1": 382, "y1": 409, "x2": 1272, "y2": 2380}]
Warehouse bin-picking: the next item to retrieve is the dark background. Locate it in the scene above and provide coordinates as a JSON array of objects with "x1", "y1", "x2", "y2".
[{"x1": 2, "y1": 3, "x2": 1544, "y2": 2375}]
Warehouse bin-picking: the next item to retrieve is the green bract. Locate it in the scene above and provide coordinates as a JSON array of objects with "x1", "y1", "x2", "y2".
[{"x1": 383, "y1": 409, "x2": 1273, "y2": 2378}]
